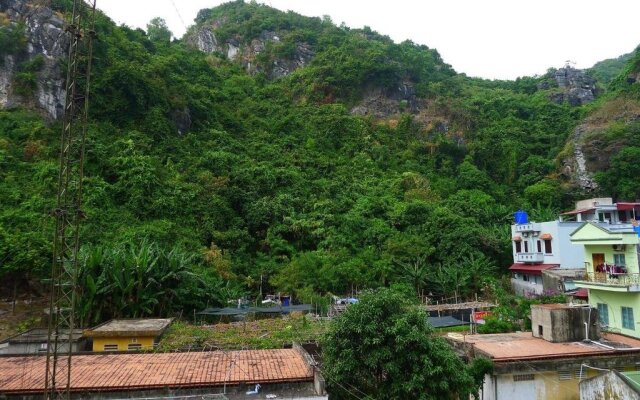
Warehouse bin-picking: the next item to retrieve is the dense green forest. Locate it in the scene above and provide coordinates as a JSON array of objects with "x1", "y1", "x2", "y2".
[{"x1": 1, "y1": 0, "x2": 639, "y2": 324}]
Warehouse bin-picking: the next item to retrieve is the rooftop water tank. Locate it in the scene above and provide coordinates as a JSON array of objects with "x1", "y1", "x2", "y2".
[{"x1": 514, "y1": 210, "x2": 529, "y2": 224}]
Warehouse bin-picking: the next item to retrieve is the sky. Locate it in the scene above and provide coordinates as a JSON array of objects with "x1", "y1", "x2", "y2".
[{"x1": 98, "y1": 0, "x2": 640, "y2": 80}]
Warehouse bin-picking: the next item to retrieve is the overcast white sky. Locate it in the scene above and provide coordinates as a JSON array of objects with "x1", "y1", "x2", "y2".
[{"x1": 98, "y1": 0, "x2": 640, "y2": 80}]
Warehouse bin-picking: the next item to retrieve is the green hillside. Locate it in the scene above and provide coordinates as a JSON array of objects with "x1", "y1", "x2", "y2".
[{"x1": 1, "y1": 0, "x2": 638, "y2": 324}]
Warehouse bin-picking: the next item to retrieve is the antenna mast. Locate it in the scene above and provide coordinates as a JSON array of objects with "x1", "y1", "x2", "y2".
[{"x1": 44, "y1": 0, "x2": 97, "y2": 398}]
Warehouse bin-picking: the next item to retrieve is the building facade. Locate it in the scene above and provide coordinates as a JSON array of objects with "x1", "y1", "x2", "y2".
[
  {"x1": 0, "y1": 329, "x2": 86, "y2": 355},
  {"x1": 83, "y1": 318, "x2": 173, "y2": 352},
  {"x1": 510, "y1": 218, "x2": 584, "y2": 296},
  {"x1": 509, "y1": 198, "x2": 640, "y2": 297},
  {"x1": 572, "y1": 222, "x2": 640, "y2": 338}
]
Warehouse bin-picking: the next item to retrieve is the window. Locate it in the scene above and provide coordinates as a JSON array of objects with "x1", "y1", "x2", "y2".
[
  {"x1": 598, "y1": 303, "x2": 609, "y2": 326},
  {"x1": 524, "y1": 241, "x2": 529, "y2": 253},
  {"x1": 544, "y1": 240, "x2": 552, "y2": 254},
  {"x1": 513, "y1": 374, "x2": 535, "y2": 381},
  {"x1": 515, "y1": 241, "x2": 522, "y2": 253},
  {"x1": 104, "y1": 344, "x2": 118, "y2": 351},
  {"x1": 558, "y1": 369, "x2": 571, "y2": 380},
  {"x1": 620, "y1": 210, "x2": 628, "y2": 222},
  {"x1": 614, "y1": 254, "x2": 626, "y2": 267},
  {"x1": 538, "y1": 325, "x2": 543, "y2": 336},
  {"x1": 622, "y1": 307, "x2": 635, "y2": 330},
  {"x1": 537, "y1": 240, "x2": 542, "y2": 253},
  {"x1": 39, "y1": 343, "x2": 48, "y2": 352},
  {"x1": 128, "y1": 343, "x2": 142, "y2": 351},
  {"x1": 574, "y1": 367, "x2": 586, "y2": 379},
  {"x1": 130, "y1": 338, "x2": 138, "y2": 343}
]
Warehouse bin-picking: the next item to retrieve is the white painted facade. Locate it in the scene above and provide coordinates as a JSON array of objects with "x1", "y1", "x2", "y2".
[{"x1": 511, "y1": 220, "x2": 585, "y2": 269}]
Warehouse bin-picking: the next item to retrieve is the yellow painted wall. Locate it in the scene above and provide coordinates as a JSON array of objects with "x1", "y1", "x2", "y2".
[
  {"x1": 583, "y1": 244, "x2": 639, "y2": 274},
  {"x1": 92, "y1": 336, "x2": 155, "y2": 352}
]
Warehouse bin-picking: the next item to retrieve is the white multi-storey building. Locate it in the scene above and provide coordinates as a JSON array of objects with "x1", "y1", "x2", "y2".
[{"x1": 510, "y1": 198, "x2": 640, "y2": 296}]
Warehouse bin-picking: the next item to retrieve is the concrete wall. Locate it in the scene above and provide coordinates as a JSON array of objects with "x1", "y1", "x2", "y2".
[
  {"x1": 511, "y1": 278, "x2": 543, "y2": 296},
  {"x1": 511, "y1": 221, "x2": 584, "y2": 269},
  {"x1": 588, "y1": 290, "x2": 640, "y2": 338},
  {"x1": 2, "y1": 382, "x2": 324, "y2": 400},
  {"x1": 531, "y1": 305, "x2": 599, "y2": 342},
  {"x1": 92, "y1": 336, "x2": 155, "y2": 352},
  {"x1": 480, "y1": 370, "x2": 594, "y2": 400},
  {"x1": 0, "y1": 341, "x2": 83, "y2": 355},
  {"x1": 582, "y1": 244, "x2": 639, "y2": 275},
  {"x1": 580, "y1": 370, "x2": 640, "y2": 400}
]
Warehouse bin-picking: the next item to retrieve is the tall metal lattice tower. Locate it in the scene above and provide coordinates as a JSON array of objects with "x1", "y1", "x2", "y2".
[{"x1": 44, "y1": 1, "x2": 97, "y2": 398}]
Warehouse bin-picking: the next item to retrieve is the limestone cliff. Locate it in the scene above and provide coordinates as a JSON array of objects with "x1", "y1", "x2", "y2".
[
  {"x1": 544, "y1": 66, "x2": 598, "y2": 106},
  {"x1": 0, "y1": 0, "x2": 67, "y2": 119},
  {"x1": 185, "y1": 22, "x2": 314, "y2": 80}
]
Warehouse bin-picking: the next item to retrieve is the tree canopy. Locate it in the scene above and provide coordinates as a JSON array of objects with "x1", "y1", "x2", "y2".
[{"x1": 322, "y1": 288, "x2": 492, "y2": 399}]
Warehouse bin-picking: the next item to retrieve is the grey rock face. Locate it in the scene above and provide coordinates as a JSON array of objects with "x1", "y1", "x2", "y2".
[
  {"x1": 0, "y1": 0, "x2": 67, "y2": 119},
  {"x1": 350, "y1": 81, "x2": 418, "y2": 118},
  {"x1": 186, "y1": 26, "x2": 220, "y2": 54},
  {"x1": 562, "y1": 125, "x2": 597, "y2": 191},
  {"x1": 185, "y1": 26, "x2": 314, "y2": 79},
  {"x1": 551, "y1": 67, "x2": 597, "y2": 106}
]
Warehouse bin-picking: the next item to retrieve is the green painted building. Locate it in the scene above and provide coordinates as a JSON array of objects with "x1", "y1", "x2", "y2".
[{"x1": 572, "y1": 222, "x2": 640, "y2": 338}]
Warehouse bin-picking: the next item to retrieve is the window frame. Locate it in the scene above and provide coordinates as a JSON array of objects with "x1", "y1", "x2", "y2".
[
  {"x1": 544, "y1": 239, "x2": 552, "y2": 254},
  {"x1": 622, "y1": 306, "x2": 635, "y2": 330},
  {"x1": 597, "y1": 303, "x2": 609, "y2": 326}
]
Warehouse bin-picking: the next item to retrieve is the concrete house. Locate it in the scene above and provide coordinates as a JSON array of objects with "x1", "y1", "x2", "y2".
[
  {"x1": 0, "y1": 328, "x2": 86, "y2": 355},
  {"x1": 447, "y1": 303, "x2": 640, "y2": 400},
  {"x1": 509, "y1": 198, "x2": 640, "y2": 297},
  {"x1": 83, "y1": 318, "x2": 173, "y2": 352},
  {"x1": 572, "y1": 222, "x2": 640, "y2": 338},
  {"x1": 510, "y1": 214, "x2": 585, "y2": 296}
]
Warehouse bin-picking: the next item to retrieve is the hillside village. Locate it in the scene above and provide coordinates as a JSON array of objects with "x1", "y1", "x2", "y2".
[{"x1": 2, "y1": 0, "x2": 640, "y2": 399}]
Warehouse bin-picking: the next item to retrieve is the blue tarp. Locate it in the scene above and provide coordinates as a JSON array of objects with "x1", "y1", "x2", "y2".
[{"x1": 427, "y1": 316, "x2": 467, "y2": 328}]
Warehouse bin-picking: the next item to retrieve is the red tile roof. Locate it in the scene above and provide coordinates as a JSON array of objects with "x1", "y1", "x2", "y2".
[
  {"x1": 573, "y1": 288, "x2": 589, "y2": 299},
  {"x1": 561, "y1": 207, "x2": 595, "y2": 216},
  {"x1": 0, "y1": 349, "x2": 313, "y2": 394},
  {"x1": 509, "y1": 263, "x2": 558, "y2": 275}
]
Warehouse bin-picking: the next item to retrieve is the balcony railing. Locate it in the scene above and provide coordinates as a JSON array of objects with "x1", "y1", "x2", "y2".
[
  {"x1": 516, "y1": 252, "x2": 545, "y2": 263},
  {"x1": 515, "y1": 222, "x2": 542, "y2": 233},
  {"x1": 577, "y1": 272, "x2": 640, "y2": 287}
]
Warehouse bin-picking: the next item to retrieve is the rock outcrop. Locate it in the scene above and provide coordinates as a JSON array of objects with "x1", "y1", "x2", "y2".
[
  {"x1": 549, "y1": 66, "x2": 597, "y2": 106},
  {"x1": 351, "y1": 81, "x2": 419, "y2": 118},
  {"x1": 185, "y1": 25, "x2": 314, "y2": 79},
  {"x1": 0, "y1": 0, "x2": 67, "y2": 119}
]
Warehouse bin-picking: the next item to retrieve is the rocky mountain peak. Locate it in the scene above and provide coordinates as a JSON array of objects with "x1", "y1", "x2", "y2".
[
  {"x1": 185, "y1": 22, "x2": 314, "y2": 80},
  {"x1": 548, "y1": 66, "x2": 598, "y2": 106}
]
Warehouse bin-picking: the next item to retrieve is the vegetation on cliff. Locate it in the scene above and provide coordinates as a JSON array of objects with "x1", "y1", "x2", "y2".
[{"x1": 1, "y1": 0, "x2": 639, "y2": 321}]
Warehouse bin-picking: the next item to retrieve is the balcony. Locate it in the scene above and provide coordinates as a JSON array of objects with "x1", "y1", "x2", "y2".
[
  {"x1": 575, "y1": 272, "x2": 640, "y2": 292},
  {"x1": 516, "y1": 252, "x2": 545, "y2": 263},
  {"x1": 515, "y1": 222, "x2": 541, "y2": 233}
]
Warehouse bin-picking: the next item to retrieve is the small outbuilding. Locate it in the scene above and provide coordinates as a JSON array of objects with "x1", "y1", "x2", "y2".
[
  {"x1": 83, "y1": 318, "x2": 172, "y2": 352},
  {"x1": 0, "y1": 328, "x2": 86, "y2": 355}
]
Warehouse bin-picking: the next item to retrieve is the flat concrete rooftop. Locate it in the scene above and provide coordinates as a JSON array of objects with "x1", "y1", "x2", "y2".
[
  {"x1": 84, "y1": 318, "x2": 173, "y2": 337},
  {"x1": 448, "y1": 331, "x2": 640, "y2": 361}
]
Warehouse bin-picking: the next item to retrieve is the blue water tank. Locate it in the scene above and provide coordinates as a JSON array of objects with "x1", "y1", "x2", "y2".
[
  {"x1": 634, "y1": 226, "x2": 640, "y2": 237},
  {"x1": 514, "y1": 210, "x2": 529, "y2": 224},
  {"x1": 282, "y1": 296, "x2": 290, "y2": 307}
]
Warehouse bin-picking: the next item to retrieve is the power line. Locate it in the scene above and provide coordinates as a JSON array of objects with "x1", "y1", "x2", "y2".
[{"x1": 167, "y1": 0, "x2": 187, "y2": 33}]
